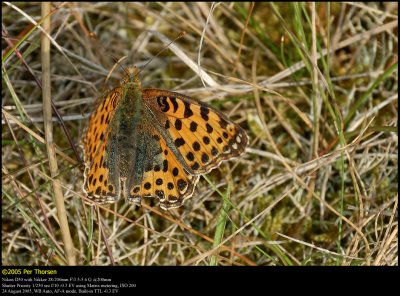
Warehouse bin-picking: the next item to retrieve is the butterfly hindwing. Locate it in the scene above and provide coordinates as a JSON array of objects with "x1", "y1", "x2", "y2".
[{"x1": 126, "y1": 124, "x2": 199, "y2": 210}]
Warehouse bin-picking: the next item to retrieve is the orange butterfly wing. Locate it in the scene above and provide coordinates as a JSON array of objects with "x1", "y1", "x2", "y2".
[
  {"x1": 125, "y1": 125, "x2": 200, "y2": 209},
  {"x1": 82, "y1": 88, "x2": 122, "y2": 203},
  {"x1": 142, "y1": 89, "x2": 248, "y2": 175}
]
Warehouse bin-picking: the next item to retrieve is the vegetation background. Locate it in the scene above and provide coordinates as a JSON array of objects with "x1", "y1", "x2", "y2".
[{"x1": 2, "y1": 2, "x2": 398, "y2": 266}]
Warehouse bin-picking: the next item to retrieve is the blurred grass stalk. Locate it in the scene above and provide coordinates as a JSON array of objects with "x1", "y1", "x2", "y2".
[{"x1": 41, "y1": 2, "x2": 76, "y2": 265}]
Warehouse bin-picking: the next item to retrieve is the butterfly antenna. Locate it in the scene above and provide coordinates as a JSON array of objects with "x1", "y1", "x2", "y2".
[
  {"x1": 137, "y1": 31, "x2": 186, "y2": 76},
  {"x1": 89, "y1": 32, "x2": 129, "y2": 77}
]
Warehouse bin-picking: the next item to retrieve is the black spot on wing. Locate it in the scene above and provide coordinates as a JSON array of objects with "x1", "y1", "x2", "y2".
[
  {"x1": 190, "y1": 121, "x2": 198, "y2": 132},
  {"x1": 191, "y1": 162, "x2": 200, "y2": 170},
  {"x1": 163, "y1": 160, "x2": 169, "y2": 172},
  {"x1": 175, "y1": 119, "x2": 182, "y2": 130},
  {"x1": 155, "y1": 190, "x2": 165, "y2": 199},
  {"x1": 170, "y1": 97, "x2": 178, "y2": 113},
  {"x1": 186, "y1": 152, "x2": 195, "y2": 161},
  {"x1": 211, "y1": 146, "x2": 218, "y2": 156},
  {"x1": 205, "y1": 123, "x2": 213, "y2": 134},
  {"x1": 177, "y1": 179, "x2": 187, "y2": 191},
  {"x1": 183, "y1": 101, "x2": 193, "y2": 118},
  {"x1": 200, "y1": 106, "x2": 209, "y2": 121},
  {"x1": 157, "y1": 97, "x2": 169, "y2": 112},
  {"x1": 172, "y1": 167, "x2": 179, "y2": 176},
  {"x1": 193, "y1": 141, "x2": 201, "y2": 151},
  {"x1": 175, "y1": 138, "x2": 185, "y2": 148},
  {"x1": 201, "y1": 153, "x2": 209, "y2": 164}
]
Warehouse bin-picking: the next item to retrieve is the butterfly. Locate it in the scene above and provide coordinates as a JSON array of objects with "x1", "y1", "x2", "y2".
[{"x1": 82, "y1": 67, "x2": 248, "y2": 210}]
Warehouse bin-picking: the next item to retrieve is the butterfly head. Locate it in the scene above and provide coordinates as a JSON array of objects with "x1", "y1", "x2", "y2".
[{"x1": 122, "y1": 66, "x2": 141, "y2": 91}]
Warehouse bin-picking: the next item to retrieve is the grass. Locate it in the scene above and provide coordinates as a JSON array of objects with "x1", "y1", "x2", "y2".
[{"x1": 2, "y1": 2, "x2": 398, "y2": 266}]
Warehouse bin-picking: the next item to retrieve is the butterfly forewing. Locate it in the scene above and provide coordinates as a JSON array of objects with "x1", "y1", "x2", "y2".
[
  {"x1": 142, "y1": 89, "x2": 248, "y2": 175},
  {"x1": 82, "y1": 88, "x2": 122, "y2": 203}
]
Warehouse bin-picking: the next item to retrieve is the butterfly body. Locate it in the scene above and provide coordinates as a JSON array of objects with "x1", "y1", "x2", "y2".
[{"x1": 82, "y1": 67, "x2": 248, "y2": 210}]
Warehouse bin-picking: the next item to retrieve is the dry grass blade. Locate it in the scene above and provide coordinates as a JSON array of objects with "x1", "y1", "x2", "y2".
[{"x1": 40, "y1": 2, "x2": 75, "y2": 265}]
